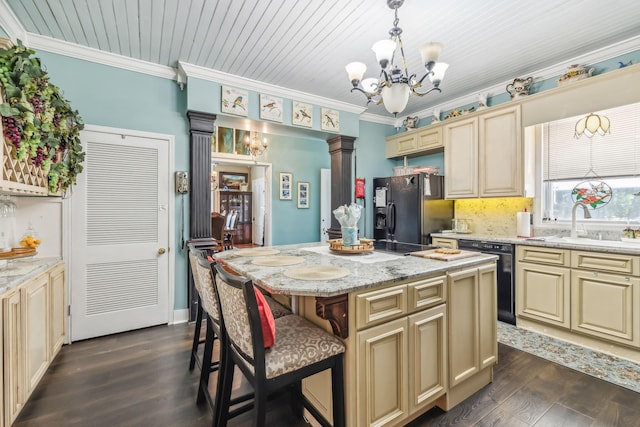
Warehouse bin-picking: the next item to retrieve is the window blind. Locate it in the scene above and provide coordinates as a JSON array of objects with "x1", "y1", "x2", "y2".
[{"x1": 543, "y1": 103, "x2": 640, "y2": 181}]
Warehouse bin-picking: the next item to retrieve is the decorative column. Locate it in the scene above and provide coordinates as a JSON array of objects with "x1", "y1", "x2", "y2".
[
  {"x1": 186, "y1": 110, "x2": 216, "y2": 321},
  {"x1": 326, "y1": 135, "x2": 356, "y2": 239}
]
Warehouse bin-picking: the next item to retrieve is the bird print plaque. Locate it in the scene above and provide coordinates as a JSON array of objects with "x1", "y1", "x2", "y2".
[
  {"x1": 222, "y1": 86, "x2": 249, "y2": 116},
  {"x1": 259, "y1": 94, "x2": 283, "y2": 122},
  {"x1": 292, "y1": 101, "x2": 313, "y2": 128},
  {"x1": 321, "y1": 108, "x2": 340, "y2": 132}
]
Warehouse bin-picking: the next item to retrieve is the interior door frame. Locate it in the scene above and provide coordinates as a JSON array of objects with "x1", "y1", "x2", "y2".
[{"x1": 63, "y1": 124, "x2": 176, "y2": 341}]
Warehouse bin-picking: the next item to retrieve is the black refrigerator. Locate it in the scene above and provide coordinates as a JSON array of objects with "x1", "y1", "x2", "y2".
[{"x1": 373, "y1": 174, "x2": 454, "y2": 245}]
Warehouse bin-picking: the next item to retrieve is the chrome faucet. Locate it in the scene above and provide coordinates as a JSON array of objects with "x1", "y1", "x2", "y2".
[{"x1": 570, "y1": 201, "x2": 592, "y2": 238}]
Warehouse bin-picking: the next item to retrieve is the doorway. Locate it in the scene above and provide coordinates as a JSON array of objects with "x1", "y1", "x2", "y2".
[
  {"x1": 69, "y1": 126, "x2": 174, "y2": 341},
  {"x1": 212, "y1": 156, "x2": 272, "y2": 247}
]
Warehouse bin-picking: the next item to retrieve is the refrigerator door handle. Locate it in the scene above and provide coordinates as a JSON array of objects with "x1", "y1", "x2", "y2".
[{"x1": 389, "y1": 202, "x2": 396, "y2": 235}]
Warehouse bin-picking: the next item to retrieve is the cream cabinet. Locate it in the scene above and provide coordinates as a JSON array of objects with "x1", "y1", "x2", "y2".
[
  {"x1": 431, "y1": 237, "x2": 458, "y2": 249},
  {"x1": 356, "y1": 317, "x2": 408, "y2": 427},
  {"x1": 407, "y1": 304, "x2": 447, "y2": 414},
  {"x1": 447, "y1": 264, "x2": 497, "y2": 387},
  {"x1": 516, "y1": 245, "x2": 640, "y2": 349},
  {"x1": 354, "y1": 274, "x2": 448, "y2": 427},
  {"x1": 385, "y1": 126, "x2": 443, "y2": 159},
  {"x1": 3, "y1": 290, "x2": 22, "y2": 426},
  {"x1": 444, "y1": 105, "x2": 528, "y2": 199},
  {"x1": 1, "y1": 261, "x2": 65, "y2": 426}
]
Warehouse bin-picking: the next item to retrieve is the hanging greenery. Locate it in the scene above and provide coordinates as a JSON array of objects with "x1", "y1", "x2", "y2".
[{"x1": 0, "y1": 40, "x2": 85, "y2": 194}]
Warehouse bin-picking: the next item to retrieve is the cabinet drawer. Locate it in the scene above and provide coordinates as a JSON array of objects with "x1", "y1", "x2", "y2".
[
  {"x1": 571, "y1": 251, "x2": 639, "y2": 276},
  {"x1": 407, "y1": 276, "x2": 446, "y2": 313},
  {"x1": 432, "y1": 238, "x2": 458, "y2": 249},
  {"x1": 356, "y1": 284, "x2": 407, "y2": 330},
  {"x1": 517, "y1": 245, "x2": 570, "y2": 266}
]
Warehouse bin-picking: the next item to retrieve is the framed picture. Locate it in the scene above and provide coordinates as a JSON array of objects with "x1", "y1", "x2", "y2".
[
  {"x1": 234, "y1": 129, "x2": 250, "y2": 156},
  {"x1": 279, "y1": 172, "x2": 292, "y2": 200},
  {"x1": 220, "y1": 172, "x2": 248, "y2": 190},
  {"x1": 216, "y1": 126, "x2": 235, "y2": 154},
  {"x1": 292, "y1": 101, "x2": 313, "y2": 127},
  {"x1": 260, "y1": 94, "x2": 283, "y2": 122},
  {"x1": 321, "y1": 108, "x2": 340, "y2": 132},
  {"x1": 221, "y1": 86, "x2": 249, "y2": 116},
  {"x1": 297, "y1": 182, "x2": 309, "y2": 208}
]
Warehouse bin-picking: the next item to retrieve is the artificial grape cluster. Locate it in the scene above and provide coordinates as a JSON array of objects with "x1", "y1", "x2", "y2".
[
  {"x1": 29, "y1": 96, "x2": 44, "y2": 114},
  {"x1": 1, "y1": 116, "x2": 21, "y2": 145}
]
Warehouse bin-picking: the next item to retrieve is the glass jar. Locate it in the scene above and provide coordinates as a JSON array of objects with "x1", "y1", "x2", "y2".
[
  {"x1": 0, "y1": 196, "x2": 17, "y2": 252},
  {"x1": 20, "y1": 223, "x2": 41, "y2": 249}
]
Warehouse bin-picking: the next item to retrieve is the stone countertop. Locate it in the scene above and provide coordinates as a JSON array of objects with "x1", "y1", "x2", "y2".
[
  {"x1": 214, "y1": 242, "x2": 497, "y2": 297},
  {"x1": 431, "y1": 233, "x2": 640, "y2": 255},
  {"x1": 0, "y1": 257, "x2": 63, "y2": 295}
]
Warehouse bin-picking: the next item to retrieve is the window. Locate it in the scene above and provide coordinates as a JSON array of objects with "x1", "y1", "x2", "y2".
[{"x1": 541, "y1": 103, "x2": 640, "y2": 223}]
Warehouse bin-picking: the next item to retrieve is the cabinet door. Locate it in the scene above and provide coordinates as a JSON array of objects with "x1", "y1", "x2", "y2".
[
  {"x1": 479, "y1": 105, "x2": 523, "y2": 197},
  {"x1": 444, "y1": 117, "x2": 478, "y2": 198},
  {"x1": 571, "y1": 270, "x2": 640, "y2": 346},
  {"x1": 417, "y1": 127, "x2": 442, "y2": 151},
  {"x1": 516, "y1": 261, "x2": 571, "y2": 328},
  {"x1": 356, "y1": 318, "x2": 408, "y2": 427},
  {"x1": 49, "y1": 263, "x2": 66, "y2": 356},
  {"x1": 3, "y1": 290, "x2": 23, "y2": 426},
  {"x1": 447, "y1": 267, "x2": 479, "y2": 387},
  {"x1": 408, "y1": 304, "x2": 446, "y2": 414},
  {"x1": 22, "y1": 273, "x2": 50, "y2": 396},
  {"x1": 478, "y1": 263, "x2": 498, "y2": 369},
  {"x1": 386, "y1": 133, "x2": 417, "y2": 158}
]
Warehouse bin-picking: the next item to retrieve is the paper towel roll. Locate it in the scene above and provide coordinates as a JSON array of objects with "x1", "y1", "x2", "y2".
[{"x1": 517, "y1": 212, "x2": 531, "y2": 237}]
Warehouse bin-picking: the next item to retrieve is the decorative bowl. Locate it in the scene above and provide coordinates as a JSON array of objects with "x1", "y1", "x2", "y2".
[{"x1": 558, "y1": 64, "x2": 594, "y2": 86}]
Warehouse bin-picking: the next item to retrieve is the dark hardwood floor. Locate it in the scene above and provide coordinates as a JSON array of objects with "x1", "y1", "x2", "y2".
[{"x1": 14, "y1": 323, "x2": 640, "y2": 427}]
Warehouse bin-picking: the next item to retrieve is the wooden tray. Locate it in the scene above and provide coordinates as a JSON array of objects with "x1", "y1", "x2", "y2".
[
  {"x1": 410, "y1": 249, "x2": 480, "y2": 261},
  {"x1": 327, "y1": 238, "x2": 374, "y2": 254},
  {"x1": 0, "y1": 248, "x2": 37, "y2": 259}
]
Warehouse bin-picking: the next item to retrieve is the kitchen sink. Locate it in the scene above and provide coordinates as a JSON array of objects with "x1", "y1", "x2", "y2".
[{"x1": 542, "y1": 236, "x2": 640, "y2": 248}]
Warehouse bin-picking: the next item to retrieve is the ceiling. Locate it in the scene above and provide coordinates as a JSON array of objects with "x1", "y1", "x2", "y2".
[{"x1": 3, "y1": 0, "x2": 640, "y2": 119}]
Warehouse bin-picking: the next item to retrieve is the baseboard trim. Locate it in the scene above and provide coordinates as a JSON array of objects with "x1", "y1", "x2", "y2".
[{"x1": 172, "y1": 309, "x2": 189, "y2": 324}]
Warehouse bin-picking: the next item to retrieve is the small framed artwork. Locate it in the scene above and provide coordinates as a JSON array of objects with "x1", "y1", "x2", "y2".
[
  {"x1": 297, "y1": 182, "x2": 309, "y2": 208},
  {"x1": 279, "y1": 172, "x2": 292, "y2": 200},
  {"x1": 321, "y1": 108, "x2": 340, "y2": 132},
  {"x1": 234, "y1": 129, "x2": 250, "y2": 156},
  {"x1": 292, "y1": 101, "x2": 313, "y2": 127},
  {"x1": 220, "y1": 172, "x2": 248, "y2": 190},
  {"x1": 217, "y1": 126, "x2": 235, "y2": 154},
  {"x1": 260, "y1": 94, "x2": 283, "y2": 122},
  {"x1": 221, "y1": 86, "x2": 249, "y2": 116}
]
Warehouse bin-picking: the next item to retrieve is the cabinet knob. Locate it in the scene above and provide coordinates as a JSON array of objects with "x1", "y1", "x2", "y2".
[
  {"x1": 592, "y1": 272, "x2": 598, "y2": 277},
  {"x1": 625, "y1": 277, "x2": 630, "y2": 282},
  {"x1": 158, "y1": 248, "x2": 167, "y2": 255}
]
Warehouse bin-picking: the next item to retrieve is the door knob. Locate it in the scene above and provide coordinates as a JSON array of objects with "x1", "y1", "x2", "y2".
[{"x1": 158, "y1": 248, "x2": 166, "y2": 255}]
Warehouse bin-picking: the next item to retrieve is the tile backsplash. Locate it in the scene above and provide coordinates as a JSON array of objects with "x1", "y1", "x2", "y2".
[{"x1": 454, "y1": 198, "x2": 534, "y2": 237}]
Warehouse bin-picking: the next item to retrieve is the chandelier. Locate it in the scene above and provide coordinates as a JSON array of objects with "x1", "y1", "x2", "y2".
[
  {"x1": 574, "y1": 113, "x2": 610, "y2": 139},
  {"x1": 244, "y1": 132, "x2": 268, "y2": 161},
  {"x1": 345, "y1": 0, "x2": 448, "y2": 116}
]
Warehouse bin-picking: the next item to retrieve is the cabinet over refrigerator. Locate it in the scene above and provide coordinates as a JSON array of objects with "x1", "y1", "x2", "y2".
[{"x1": 373, "y1": 174, "x2": 453, "y2": 245}]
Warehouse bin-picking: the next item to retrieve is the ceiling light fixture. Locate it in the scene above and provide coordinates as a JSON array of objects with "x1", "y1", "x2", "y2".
[
  {"x1": 244, "y1": 132, "x2": 268, "y2": 161},
  {"x1": 345, "y1": 0, "x2": 448, "y2": 116},
  {"x1": 574, "y1": 113, "x2": 610, "y2": 138}
]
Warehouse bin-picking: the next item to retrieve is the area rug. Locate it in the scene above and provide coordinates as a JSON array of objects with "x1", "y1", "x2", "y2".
[{"x1": 497, "y1": 321, "x2": 640, "y2": 393}]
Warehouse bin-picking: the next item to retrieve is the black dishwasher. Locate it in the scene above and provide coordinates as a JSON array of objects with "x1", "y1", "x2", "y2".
[{"x1": 457, "y1": 239, "x2": 516, "y2": 325}]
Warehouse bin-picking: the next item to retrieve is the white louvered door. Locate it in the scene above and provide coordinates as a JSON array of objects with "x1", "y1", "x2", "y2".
[{"x1": 70, "y1": 129, "x2": 170, "y2": 341}]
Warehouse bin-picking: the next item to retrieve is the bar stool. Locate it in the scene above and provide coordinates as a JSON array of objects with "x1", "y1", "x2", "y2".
[
  {"x1": 192, "y1": 249, "x2": 292, "y2": 423},
  {"x1": 212, "y1": 263, "x2": 346, "y2": 427},
  {"x1": 187, "y1": 249, "x2": 209, "y2": 372}
]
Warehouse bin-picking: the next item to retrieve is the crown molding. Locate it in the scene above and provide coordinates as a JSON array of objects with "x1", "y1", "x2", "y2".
[
  {"x1": 406, "y1": 34, "x2": 640, "y2": 124},
  {"x1": 27, "y1": 33, "x2": 177, "y2": 81},
  {"x1": 359, "y1": 112, "x2": 395, "y2": 126},
  {"x1": 178, "y1": 61, "x2": 367, "y2": 115},
  {"x1": 0, "y1": 0, "x2": 27, "y2": 43}
]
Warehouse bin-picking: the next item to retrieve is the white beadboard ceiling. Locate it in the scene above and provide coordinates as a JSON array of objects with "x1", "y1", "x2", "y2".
[{"x1": 3, "y1": 0, "x2": 640, "y2": 118}]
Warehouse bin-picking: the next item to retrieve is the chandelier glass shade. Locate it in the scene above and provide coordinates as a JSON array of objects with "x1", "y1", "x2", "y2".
[
  {"x1": 244, "y1": 132, "x2": 268, "y2": 160},
  {"x1": 345, "y1": 0, "x2": 448, "y2": 116},
  {"x1": 574, "y1": 113, "x2": 611, "y2": 138}
]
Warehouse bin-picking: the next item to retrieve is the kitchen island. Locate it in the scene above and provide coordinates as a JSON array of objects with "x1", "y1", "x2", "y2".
[{"x1": 215, "y1": 242, "x2": 498, "y2": 427}]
